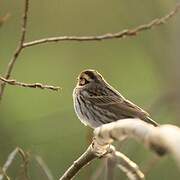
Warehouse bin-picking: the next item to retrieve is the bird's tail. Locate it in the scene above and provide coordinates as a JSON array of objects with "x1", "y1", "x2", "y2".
[{"x1": 144, "y1": 116, "x2": 159, "y2": 127}]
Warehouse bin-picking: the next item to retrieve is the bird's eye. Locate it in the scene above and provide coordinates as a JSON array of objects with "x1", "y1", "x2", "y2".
[{"x1": 79, "y1": 78, "x2": 89, "y2": 86}]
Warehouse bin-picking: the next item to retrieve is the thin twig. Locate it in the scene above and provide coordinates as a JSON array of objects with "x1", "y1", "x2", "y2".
[
  {"x1": 0, "y1": 169, "x2": 10, "y2": 180},
  {"x1": 104, "y1": 145, "x2": 144, "y2": 180},
  {"x1": 0, "y1": 76, "x2": 61, "y2": 91},
  {"x1": 35, "y1": 155, "x2": 54, "y2": 180},
  {"x1": 17, "y1": 148, "x2": 30, "y2": 180},
  {"x1": 0, "y1": 2, "x2": 179, "y2": 101},
  {"x1": 115, "y1": 151, "x2": 144, "y2": 180},
  {"x1": 0, "y1": 0, "x2": 29, "y2": 100},
  {"x1": 0, "y1": 148, "x2": 18, "y2": 180},
  {"x1": 0, "y1": 147, "x2": 29, "y2": 180},
  {"x1": 23, "y1": 3, "x2": 180, "y2": 48}
]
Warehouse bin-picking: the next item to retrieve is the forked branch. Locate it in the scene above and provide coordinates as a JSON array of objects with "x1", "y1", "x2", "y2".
[
  {"x1": 59, "y1": 142, "x2": 144, "y2": 180},
  {"x1": 0, "y1": 1, "x2": 179, "y2": 101},
  {"x1": 0, "y1": 0, "x2": 29, "y2": 100},
  {"x1": 23, "y1": 3, "x2": 180, "y2": 47},
  {"x1": 0, "y1": 147, "x2": 29, "y2": 180},
  {"x1": 60, "y1": 119, "x2": 180, "y2": 180}
]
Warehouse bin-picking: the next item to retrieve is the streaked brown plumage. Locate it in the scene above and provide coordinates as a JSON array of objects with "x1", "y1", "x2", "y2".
[{"x1": 73, "y1": 69, "x2": 158, "y2": 128}]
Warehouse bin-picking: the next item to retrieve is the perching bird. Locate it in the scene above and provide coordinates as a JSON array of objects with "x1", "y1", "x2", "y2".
[{"x1": 73, "y1": 69, "x2": 158, "y2": 128}]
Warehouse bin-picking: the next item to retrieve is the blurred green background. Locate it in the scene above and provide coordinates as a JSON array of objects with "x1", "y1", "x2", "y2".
[{"x1": 1, "y1": 0, "x2": 180, "y2": 179}]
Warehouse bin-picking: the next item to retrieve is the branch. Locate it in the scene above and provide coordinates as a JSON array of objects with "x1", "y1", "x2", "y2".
[
  {"x1": 115, "y1": 151, "x2": 144, "y2": 180},
  {"x1": 23, "y1": 3, "x2": 180, "y2": 48},
  {"x1": 94, "y1": 119, "x2": 180, "y2": 167},
  {"x1": 59, "y1": 142, "x2": 144, "y2": 180},
  {"x1": 103, "y1": 145, "x2": 144, "y2": 180},
  {"x1": 17, "y1": 148, "x2": 30, "y2": 180},
  {"x1": 0, "y1": 148, "x2": 18, "y2": 180},
  {"x1": 0, "y1": 147, "x2": 29, "y2": 180},
  {"x1": 0, "y1": 2, "x2": 179, "y2": 101},
  {"x1": 91, "y1": 147, "x2": 144, "y2": 180},
  {"x1": 0, "y1": 76, "x2": 61, "y2": 91},
  {"x1": 0, "y1": 0, "x2": 29, "y2": 100}
]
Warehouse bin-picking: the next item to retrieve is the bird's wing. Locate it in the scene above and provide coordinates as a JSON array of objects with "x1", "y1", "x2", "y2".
[{"x1": 86, "y1": 95, "x2": 149, "y2": 119}]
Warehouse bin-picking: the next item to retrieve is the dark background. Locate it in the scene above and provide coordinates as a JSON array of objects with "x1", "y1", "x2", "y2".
[{"x1": 0, "y1": 0, "x2": 180, "y2": 179}]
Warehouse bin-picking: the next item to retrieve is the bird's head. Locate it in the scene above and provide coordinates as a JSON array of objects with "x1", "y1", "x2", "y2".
[{"x1": 76, "y1": 69, "x2": 103, "y2": 87}]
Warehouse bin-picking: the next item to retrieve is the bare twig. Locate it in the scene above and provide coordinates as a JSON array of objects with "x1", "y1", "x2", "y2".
[
  {"x1": 0, "y1": 76, "x2": 61, "y2": 91},
  {"x1": 0, "y1": 169, "x2": 9, "y2": 180},
  {"x1": 17, "y1": 148, "x2": 30, "y2": 180},
  {"x1": 59, "y1": 141, "x2": 144, "y2": 180},
  {"x1": 23, "y1": 3, "x2": 180, "y2": 48},
  {"x1": 104, "y1": 145, "x2": 144, "y2": 180},
  {"x1": 35, "y1": 155, "x2": 54, "y2": 180},
  {"x1": 115, "y1": 151, "x2": 144, "y2": 180},
  {"x1": 0, "y1": 147, "x2": 29, "y2": 180},
  {"x1": 0, "y1": 2, "x2": 179, "y2": 101},
  {"x1": 91, "y1": 146, "x2": 144, "y2": 180},
  {"x1": 0, "y1": 0, "x2": 29, "y2": 100},
  {"x1": 0, "y1": 148, "x2": 18, "y2": 180}
]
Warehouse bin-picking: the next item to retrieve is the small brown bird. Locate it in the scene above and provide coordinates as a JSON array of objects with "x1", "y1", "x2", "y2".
[{"x1": 73, "y1": 69, "x2": 158, "y2": 128}]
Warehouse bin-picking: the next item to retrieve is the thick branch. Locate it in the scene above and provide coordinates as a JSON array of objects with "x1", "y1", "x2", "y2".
[
  {"x1": 0, "y1": 76, "x2": 61, "y2": 91},
  {"x1": 59, "y1": 141, "x2": 144, "y2": 180},
  {"x1": 23, "y1": 3, "x2": 180, "y2": 48},
  {"x1": 0, "y1": 0, "x2": 29, "y2": 100},
  {"x1": 94, "y1": 119, "x2": 180, "y2": 167}
]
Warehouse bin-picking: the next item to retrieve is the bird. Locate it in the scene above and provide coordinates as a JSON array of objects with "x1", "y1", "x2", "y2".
[{"x1": 73, "y1": 69, "x2": 158, "y2": 129}]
